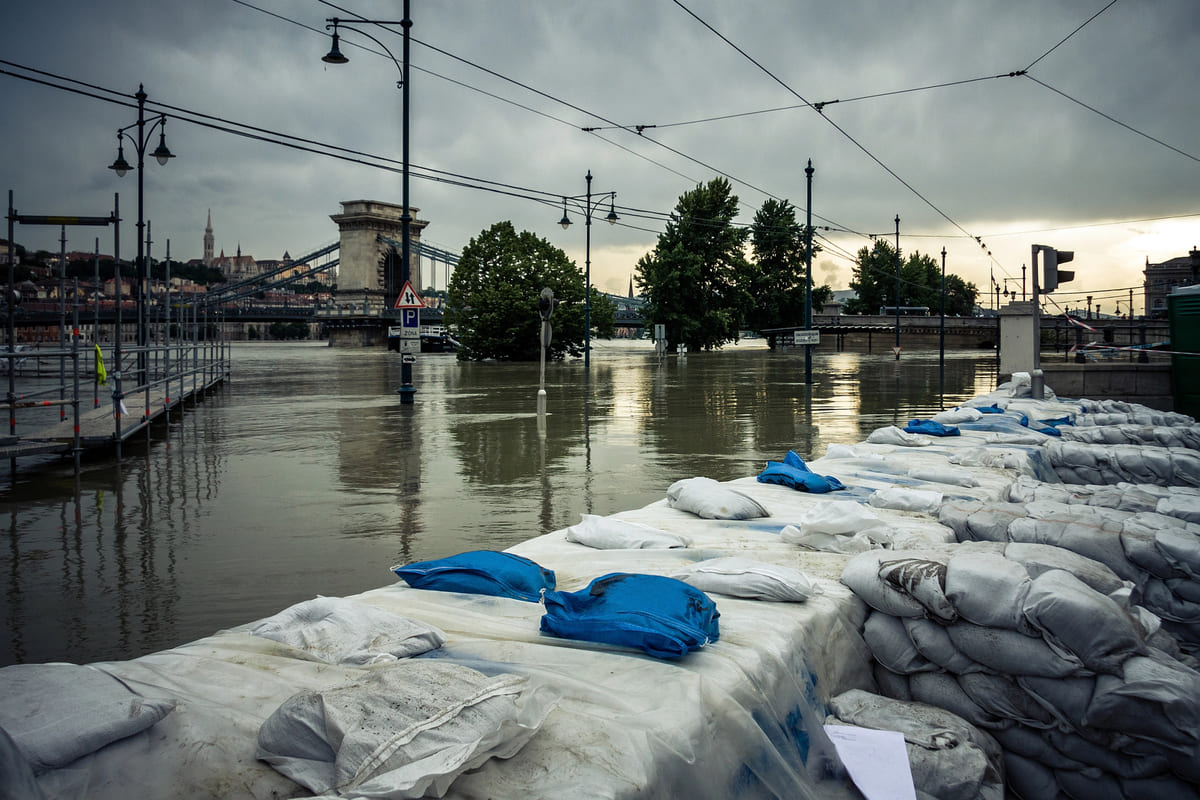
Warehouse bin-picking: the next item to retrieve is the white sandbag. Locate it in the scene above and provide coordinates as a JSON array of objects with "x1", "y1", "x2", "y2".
[
  {"x1": 930, "y1": 407, "x2": 984, "y2": 425},
  {"x1": 868, "y1": 488, "x2": 944, "y2": 515},
  {"x1": 565, "y1": 513, "x2": 691, "y2": 550},
  {"x1": 670, "y1": 556, "x2": 821, "y2": 602},
  {"x1": 907, "y1": 466, "x2": 979, "y2": 488},
  {"x1": 827, "y1": 689, "x2": 1004, "y2": 800},
  {"x1": 863, "y1": 611, "x2": 938, "y2": 675},
  {"x1": 666, "y1": 477, "x2": 769, "y2": 520},
  {"x1": 824, "y1": 443, "x2": 887, "y2": 460},
  {"x1": 877, "y1": 557, "x2": 956, "y2": 622},
  {"x1": 902, "y1": 617, "x2": 987, "y2": 675},
  {"x1": 250, "y1": 597, "x2": 446, "y2": 666},
  {"x1": 780, "y1": 524, "x2": 884, "y2": 554},
  {"x1": 797, "y1": 501, "x2": 886, "y2": 536},
  {"x1": 0, "y1": 664, "x2": 176, "y2": 772},
  {"x1": 841, "y1": 552, "x2": 929, "y2": 618},
  {"x1": 866, "y1": 426, "x2": 932, "y2": 447},
  {"x1": 256, "y1": 660, "x2": 556, "y2": 799},
  {"x1": 1022, "y1": 569, "x2": 1146, "y2": 675},
  {"x1": 946, "y1": 622, "x2": 1085, "y2": 678},
  {"x1": 945, "y1": 552, "x2": 1031, "y2": 631}
]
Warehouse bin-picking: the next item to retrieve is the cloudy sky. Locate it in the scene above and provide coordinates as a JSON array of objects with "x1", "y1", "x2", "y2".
[{"x1": 3, "y1": 0, "x2": 1197, "y2": 315}]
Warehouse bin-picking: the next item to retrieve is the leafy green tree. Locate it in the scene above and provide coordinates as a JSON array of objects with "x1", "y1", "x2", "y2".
[
  {"x1": 844, "y1": 243, "x2": 978, "y2": 316},
  {"x1": 445, "y1": 221, "x2": 612, "y2": 361},
  {"x1": 745, "y1": 198, "x2": 832, "y2": 343},
  {"x1": 635, "y1": 177, "x2": 749, "y2": 352}
]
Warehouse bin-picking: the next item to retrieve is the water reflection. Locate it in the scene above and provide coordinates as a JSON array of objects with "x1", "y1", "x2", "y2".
[{"x1": 1, "y1": 341, "x2": 996, "y2": 666}]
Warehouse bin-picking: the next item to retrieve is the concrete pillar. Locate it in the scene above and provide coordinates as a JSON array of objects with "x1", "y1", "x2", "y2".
[
  {"x1": 329, "y1": 200, "x2": 428, "y2": 314},
  {"x1": 998, "y1": 300, "x2": 1036, "y2": 377}
]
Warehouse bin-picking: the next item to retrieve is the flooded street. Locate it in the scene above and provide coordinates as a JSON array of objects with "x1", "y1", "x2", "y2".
[{"x1": 1, "y1": 340, "x2": 997, "y2": 666}]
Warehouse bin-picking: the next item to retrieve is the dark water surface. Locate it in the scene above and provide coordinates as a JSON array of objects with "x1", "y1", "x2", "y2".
[{"x1": 1, "y1": 340, "x2": 997, "y2": 666}]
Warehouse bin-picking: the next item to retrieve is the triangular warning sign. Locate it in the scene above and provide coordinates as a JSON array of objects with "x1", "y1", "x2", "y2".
[{"x1": 394, "y1": 280, "x2": 425, "y2": 309}]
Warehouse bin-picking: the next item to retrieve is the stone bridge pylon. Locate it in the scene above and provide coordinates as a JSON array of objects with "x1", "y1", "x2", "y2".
[{"x1": 326, "y1": 200, "x2": 429, "y2": 346}]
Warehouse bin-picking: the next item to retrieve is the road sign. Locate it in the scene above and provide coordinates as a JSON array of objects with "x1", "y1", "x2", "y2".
[
  {"x1": 401, "y1": 354, "x2": 416, "y2": 364},
  {"x1": 395, "y1": 281, "x2": 425, "y2": 309},
  {"x1": 794, "y1": 330, "x2": 820, "y2": 346},
  {"x1": 893, "y1": 346, "x2": 902, "y2": 356}
]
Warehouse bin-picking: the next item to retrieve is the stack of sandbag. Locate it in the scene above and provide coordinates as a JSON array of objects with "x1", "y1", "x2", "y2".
[
  {"x1": 1006, "y1": 476, "x2": 1200, "y2": 524},
  {"x1": 825, "y1": 688, "x2": 1005, "y2": 800},
  {"x1": 1058, "y1": 423, "x2": 1200, "y2": 450},
  {"x1": 939, "y1": 499, "x2": 1200, "y2": 652},
  {"x1": 1044, "y1": 440, "x2": 1200, "y2": 487},
  {"x1": 840, "y1": 547, "x2": 1200, "y2": 799},
  {"x1": 1076, "y1": 398, "x2": 1195, "y2": 420},
  {"x1": 1076, "y1": 410, "x2": 1196, "y2": 427}
]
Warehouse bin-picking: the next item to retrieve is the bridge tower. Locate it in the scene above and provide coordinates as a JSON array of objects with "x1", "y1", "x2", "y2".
[{"x1": 327, "y1": 200, "x2": 429, "y2": 346}]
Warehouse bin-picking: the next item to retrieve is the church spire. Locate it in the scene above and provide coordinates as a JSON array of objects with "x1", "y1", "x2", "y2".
[{"x1": 203, "y1": 208, "x2": 215, "y2": 267}]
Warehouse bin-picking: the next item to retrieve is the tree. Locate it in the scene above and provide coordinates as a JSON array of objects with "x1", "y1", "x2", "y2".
[
  {"x1": 445, "y1": 221, "x2": 613, "y2": 361},
  {"x1": 745, "y1": 198, "x2": 832, "y2": 343},
  {"x1": 636, "y1": 177, "x2": 749, "y2": 352},
  {"x1": 843, "y1": 243, "x2": 978, "y2": 316}
]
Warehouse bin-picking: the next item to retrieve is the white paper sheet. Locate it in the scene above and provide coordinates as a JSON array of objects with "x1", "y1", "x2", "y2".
[{"x1": 824, "y1": 724, "x2": 916, "y2": 800}]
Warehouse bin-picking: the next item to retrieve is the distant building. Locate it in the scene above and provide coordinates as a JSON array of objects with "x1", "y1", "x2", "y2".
[
  {"x1": 203, "y1": 209, "x2": 214, "y2": 267},
  {"x1": 1144, "y1": 248, "x2": 1200, "y2": 318},
  {"x1": 211, "y1": 244, "x2": 258, "y2": 281}
]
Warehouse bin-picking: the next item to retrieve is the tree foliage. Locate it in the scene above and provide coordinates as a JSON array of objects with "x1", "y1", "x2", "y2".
[
  {"x1": 746, "y1": 198, "x2": 833, "y2": 341},
  {"x1": 445, "y1": 221, "x2": 614, "y2": 361},
  {"x1": 844, "y1": 242, "x2": 978, "y2": 316},
  {"x1": 635, "y1": 178, "x2": 749, "y2": 352}
]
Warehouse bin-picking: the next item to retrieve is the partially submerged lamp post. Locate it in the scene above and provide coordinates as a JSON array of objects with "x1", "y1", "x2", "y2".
[
  {"x1": 322, "y1": 7, "x2": 416, "y2": 402},
  {"x1": 537, "y1": 287, "x2": 555, "y2": 416},
  {"x1": 558, "y1": 171, "x2": 618, "y2": 369},
  {"x1": 108, "y1": 84, "x2": 175, "y2": 385}
]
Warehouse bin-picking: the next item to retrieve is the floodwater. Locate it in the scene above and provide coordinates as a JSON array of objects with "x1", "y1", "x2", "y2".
[{"x1": 1, "y1": 339, "x2": 997, "y2": 667}]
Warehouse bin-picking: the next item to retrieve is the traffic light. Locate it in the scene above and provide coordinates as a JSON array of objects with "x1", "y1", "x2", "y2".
[{"x1": 1043, "y1": 248, "x2": 1075, "y2": 293}]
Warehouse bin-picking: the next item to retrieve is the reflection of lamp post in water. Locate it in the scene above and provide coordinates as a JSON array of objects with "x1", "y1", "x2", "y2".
[{"x1": 537, "y1": 288, "x2": 555, "y2": 416}]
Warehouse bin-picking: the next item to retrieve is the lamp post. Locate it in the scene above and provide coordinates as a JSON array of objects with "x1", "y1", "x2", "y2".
[
  {"x1": 322, "y1": 6, "x2": 414, "y2": 401},
  {"x1": 558, "y1": 170, "x2": 618, "y2": 369},
  {"x1": 108, "y1": 84, "x2": 174, "y2": 384},
  {"x1": 894, "y1": 215, "x2": 901, "y2": 360},
  {"x1": 804, "y1": 159, "x2": 814, "y2": 385}
]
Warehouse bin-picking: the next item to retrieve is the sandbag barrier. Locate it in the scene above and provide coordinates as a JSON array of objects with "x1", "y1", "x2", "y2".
[
  {"x1": 840, "y1": 547, "x2": 1200, "y2": 799},
  {"x1": 939, "y1": 499, "x2": 1200, "y2": 653}
]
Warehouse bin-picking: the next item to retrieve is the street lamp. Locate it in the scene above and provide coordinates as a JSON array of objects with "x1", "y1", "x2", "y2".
[
  {"x1": 557, "y1": 170, "x2": 618, "y2": 369},
  {"x1": 108, "y1": 83, "x2": 174, "y2": 383},
  {"x1": 321, "y1": 7, "x2": 415, "y2": 401}
]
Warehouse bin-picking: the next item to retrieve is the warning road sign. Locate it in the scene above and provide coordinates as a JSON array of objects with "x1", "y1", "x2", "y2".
[{"x1": 394, "y1": 281, "x2": 425, "y2": 309}]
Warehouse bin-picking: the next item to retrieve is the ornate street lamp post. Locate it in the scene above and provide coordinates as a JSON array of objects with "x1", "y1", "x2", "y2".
[
  {"x1": 108, "y1": 84, "x2": 174, "y2": 384},
  {"x1": 322, "y1": 6, "x2": 415, "y2": 401},
  {"x1": 558, "y1": 171, "x2": 617, "y2": 369}
]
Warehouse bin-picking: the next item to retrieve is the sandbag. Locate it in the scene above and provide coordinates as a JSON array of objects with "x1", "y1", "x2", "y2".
[
  {"x1": 756, "y1": 450, "x2": 846, "y2": 493},
  {"x1": 565, "y1": 514, "x2": 690, "y2": 550},
  {"x1": 392, "y1": 550, "x2": 556, "y2": 602},
  {"x1": 1084, "y1": 653, "x2": 1200, "y2": 749},
  {"x1": 863, "y1": 611, "x2": 938, "y2": 675},
  {"x1": 666, "y1": 477, "x2": 769, "y2": 520},
  {"x1": 540, "y1": 573, "x2": 720, "y2": 659},
  {"x1": 946, "y1": 623, "x2": 1084, "y2": 678},
  {"x1": 908, "y1": 465, "x2": 979, "y2": 488},
  {"x1": 1003, "y1": 542, "x2": 1127, "y2": 598},
  {"x1": 902, "y1": 617, "x2": 986, "y2": 675},
  {"x1": 841, "y1": 552, "x2": 928, "y2": 618},
  {"x1": 866, "y1": 426, "x2": 932, "y2": 446},
  {"x1": 250, "y1": 596, "x2": 445, "y2": 665},
  {"x1": 956, "y1": 673, "x2": 1057, "y2": 730},
  {"x1": 877, "y1": 557, "x2": 956, "y2": 622},
  {"x1": 945, "y1": 552, "x2": 1030, "y2": 631},
  {"x1": 256, "y1": 661, "x2": 554, "y2": 799},
  {"x1": 1022, "y1": 569, "x2": 1145, "y2": 675},
  {"x1": 670, "y1": 556, "x2": 821, "y2": 602},
  {"x1": 868, "y1": 488, "x2": 944, "y2": 515}
]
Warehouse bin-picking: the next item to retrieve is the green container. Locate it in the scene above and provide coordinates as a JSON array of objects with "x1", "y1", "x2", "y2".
[{"x1": 1169, "y1": 285, "x2": 1200, "y2": 417}]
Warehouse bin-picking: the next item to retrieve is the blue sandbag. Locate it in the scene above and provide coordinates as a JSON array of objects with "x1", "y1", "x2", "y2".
[
  {"x1": 540, "y1": 573, "x2": 720, "y2": 659},
  {"x1": 393, "y1": 550, "x2": 555, "y2": 602},
  {"x1": 976, "y1": 404, "x2": 1004, "y2": 414},
  {"x1": 903, "y1": 419, "x2": 961, "y2": 437},
  {"x1": 757, "y1": 450, "x2": 846, "y2": 493}
]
